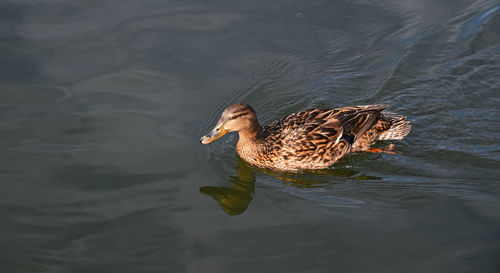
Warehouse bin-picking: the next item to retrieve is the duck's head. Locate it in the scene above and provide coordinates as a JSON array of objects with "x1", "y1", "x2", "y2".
[{"x1": 200, "y1": 102, "x2": 258, "y2": 144}]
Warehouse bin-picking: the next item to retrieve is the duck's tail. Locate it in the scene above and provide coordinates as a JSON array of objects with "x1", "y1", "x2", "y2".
[{"x1": 378, "y1": 111, "x2": 411, "y2": 140}]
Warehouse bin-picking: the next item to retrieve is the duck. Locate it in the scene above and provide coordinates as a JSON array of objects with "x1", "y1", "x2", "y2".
[{"x1": 200, "y1": 102, "x2": 411, "y2": 172}]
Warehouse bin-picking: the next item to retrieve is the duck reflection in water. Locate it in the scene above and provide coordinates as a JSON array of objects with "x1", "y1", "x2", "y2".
[
  {"x1": 200, "y1": 157, "x2": 380, "y2": 216},
  {"x1": 200, "y1": 159, "x2": 255, "y2": 215}
]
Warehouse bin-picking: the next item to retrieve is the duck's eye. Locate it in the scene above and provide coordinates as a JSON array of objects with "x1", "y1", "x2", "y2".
[{"x1": 216, "y1": 127, "x2": 221, "y2": 132}]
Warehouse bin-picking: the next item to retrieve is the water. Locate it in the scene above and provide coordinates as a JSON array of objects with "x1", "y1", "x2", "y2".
[{"x1": 1, "y1": 0, "x2": 499, "y2": 272}]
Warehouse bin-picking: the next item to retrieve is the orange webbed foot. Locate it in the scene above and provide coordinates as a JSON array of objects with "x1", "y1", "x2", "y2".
[{"x1": 366, "y1": 144, "x2": 398, "y2": 155}]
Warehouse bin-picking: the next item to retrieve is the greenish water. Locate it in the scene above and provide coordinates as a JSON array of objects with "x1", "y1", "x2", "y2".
[{"x1": 1, "y1": 0, "x2": 500, "y2": 272}]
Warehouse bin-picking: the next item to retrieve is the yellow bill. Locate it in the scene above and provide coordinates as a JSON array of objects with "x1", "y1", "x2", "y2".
[{"x1": 200, "y1": 124, "x2": 227, "y2": 144}]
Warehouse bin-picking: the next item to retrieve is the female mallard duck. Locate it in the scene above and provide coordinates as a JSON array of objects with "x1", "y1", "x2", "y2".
[{"x1": 201, "y1": 102, "x2": 411, "y2": 172}]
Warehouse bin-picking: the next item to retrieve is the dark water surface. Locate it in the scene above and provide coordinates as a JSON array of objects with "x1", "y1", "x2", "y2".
[{"x1": 1, "y1": 0, "x2": 500, "y2": 272}]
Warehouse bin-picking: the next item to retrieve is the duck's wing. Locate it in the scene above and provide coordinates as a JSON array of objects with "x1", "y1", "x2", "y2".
[
  {"x1": 266, "y1": 111, "x2": 345, "y2": 164},
  {"x1": 265, "y1": 109, "x2": 341, "y2": 153},
  {"x1": 264, "y1": 105, "x2": 388, "y2": 159},
  {"x1": 275, "y1": 105, "x2": 389, "y2": 145},
  {"x1": 328, "y1": 104, "x2": 389, "y2": 144}
]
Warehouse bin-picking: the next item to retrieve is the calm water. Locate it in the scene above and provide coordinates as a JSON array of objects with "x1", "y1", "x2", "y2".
[{"x1": 1, "y1": 0, "x2": 500, "y2": 272}]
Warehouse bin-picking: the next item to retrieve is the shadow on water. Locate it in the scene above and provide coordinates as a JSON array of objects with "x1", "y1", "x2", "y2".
[{"x1": 200, "y1": 157, "x2": 381, "y2": 215}]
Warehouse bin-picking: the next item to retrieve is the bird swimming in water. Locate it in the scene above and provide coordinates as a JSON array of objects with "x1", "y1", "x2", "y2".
[{"x1": 201, "y1": 102, "x2": 411, "y2": 172}]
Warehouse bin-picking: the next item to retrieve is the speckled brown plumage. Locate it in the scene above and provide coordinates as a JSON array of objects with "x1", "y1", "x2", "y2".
[{"x1": 201, "y1": 102, "x2": 411, "y2": 172}]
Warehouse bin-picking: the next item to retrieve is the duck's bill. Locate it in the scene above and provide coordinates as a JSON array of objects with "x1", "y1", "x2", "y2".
[{"x1": 200, "y1": 125, "x2": 227, "y2": 144}]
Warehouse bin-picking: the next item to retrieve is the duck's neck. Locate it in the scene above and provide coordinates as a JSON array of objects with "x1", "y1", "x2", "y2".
[
  {"x1": 236, "y1": 122, "x2": 264, "y2": 162},
  {"x1": 237, "y1": 122, "x2": 261, "y2": 145}
]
